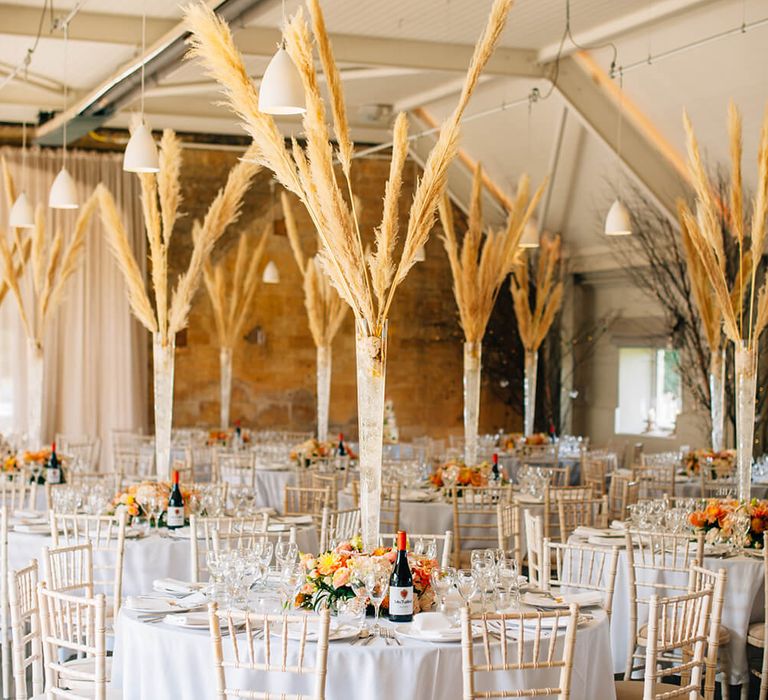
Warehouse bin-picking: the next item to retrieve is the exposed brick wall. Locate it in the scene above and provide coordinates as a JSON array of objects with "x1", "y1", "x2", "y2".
[{"x1": 164, "y1": 148, "x2": 520, "y2": 440}]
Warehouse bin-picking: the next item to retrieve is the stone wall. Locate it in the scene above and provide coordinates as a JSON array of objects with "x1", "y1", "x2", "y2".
[{"x1": 165, "y1": 148, "x2": 521, "y2": 440}]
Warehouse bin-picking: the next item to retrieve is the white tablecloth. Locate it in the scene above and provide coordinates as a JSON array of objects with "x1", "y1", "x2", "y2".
[
  {"x1": 607, "y1": 547, "x2": 764, "y2": 684},
  {"x1": 253, "y1": 469, "x2": 296, "y2": 512},
  {"x1": 7, "y1": 526, "x2": 318, "y2": 597},
  {"x1": 111, "y1": 609, "x2": 615, "y2": 700}
]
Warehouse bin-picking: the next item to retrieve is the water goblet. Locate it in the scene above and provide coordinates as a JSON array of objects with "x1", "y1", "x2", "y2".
[
  {"x1": 275, "y1": 541, "x2": 299, "y2": 568},
  {"x1": 430, "y1": 567, "x2": 456, "y2": 615},
  {"x1": 456, "y1": 569, "x2": 478, "y2": 610},
  {"x1": 279, "y1": 562, "x2": 304, "y2": 609},
  {"x1": 364, "y1": 570, "x2": 390, "y2": 638}
]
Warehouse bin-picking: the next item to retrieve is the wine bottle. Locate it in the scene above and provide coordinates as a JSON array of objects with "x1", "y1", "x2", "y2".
[
  {"x1": 388, "y1": 530, "x2": 414, "y2": 622},
  {"x1": 337, "y1": 433, "x2": 346, "y2": 457},
  {"x1": 491, "y1": 452, "x2": 501, "y2": 483},
  {"x1": 166, "y1": 470, "x2": 185, "y2": 530},
  {"x1": 234, "y1": 420, "x2": 242, "y2": 449},
  {"x1": 46, "y1": 443, "x2": 62, "y2": 485}
]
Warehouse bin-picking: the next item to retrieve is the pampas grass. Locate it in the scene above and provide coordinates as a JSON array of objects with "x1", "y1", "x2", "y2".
[
  {"x1": 97, "y1": 131, "x2": 260, "y2": 345},
  {"x1": 200, "y1": 221, "x2": 268, "y2": 349},
  {"x1": 0, "y1": 162, "x2": 97, "y2": 348},
  {"x1": 184, "y1": 0, "x2": 514, "y2": 337},
  {"x1": 281, "y1": 190, "x2": 348, "y2": 348},
  {"x1": 682, "y1": 102, "x2": 768, "y2": 349},
  {"x1": 510, "y1": 234, "x2": 564, "y2": 352},
  {"x1": 439, "y1": 163, "x2": 545, "y2": 344}
]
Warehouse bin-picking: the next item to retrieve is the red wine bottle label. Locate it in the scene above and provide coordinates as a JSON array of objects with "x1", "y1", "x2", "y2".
[
  {"x1": 47, "y1": 468, "x2": 61, "y2": 485},
  {"x1": 166, "y1": 506, "x2": 184, "y2": 528},
  {"x1": 389, "y1": 586, "x2": 413, "y2": 616}
]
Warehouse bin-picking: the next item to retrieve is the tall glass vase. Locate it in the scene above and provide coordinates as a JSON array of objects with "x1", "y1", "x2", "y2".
[
  {"x1": 153, "y1": 333, "x2": 176, "y2": 480},
  {"x1": 709, "y1": 347, "x2": 725, "y2": 452},
  {"x1": 524, "y1": 349, "x2": 538, "y2": 436},
  {"x1": 463, "y1": 341, "x2": 482, "y2": 465},
  {"x1": 219, "y1": 346, "x2": 233, "y2": 429},
  {"x1": 27, "y1": 340, "x2": 44, "y2": 448},
  {"x1": 355, "y1": 319, "x2": 387, "y2": 552},
  {"x1": 316, "y1": 345, "x2": 332, "y2": 443},
  {"x1": 735, "y1": 341, "x2": 758, "y2": 502}
]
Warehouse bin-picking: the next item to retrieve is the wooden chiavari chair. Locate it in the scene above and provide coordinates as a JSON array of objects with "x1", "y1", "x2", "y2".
[
  {"x1": 8, "y1": 560, "x2": 43, "y2": 700},
  {"x1": 0, "y1": 509, "x2": 9, "y2": 700},
  {"x1": 607, "y1": 472, "x2": 639, "y2": 521},
  {"x1": 55, "y1": 434, "x2": 101, "y2": 470},
  {"x1": 582, "y1": 458, "x2": 608, "y2": 496},
  {"x1": 311, "y1": 472, "x2": 340, "y2": 510},
  {"x1": 113, "y1": 443, "x2": 155, "y2": 485},
  {"x1": 37, "y1": 584, "x2": 118, "y2": 699},
  {"x1": 42, "y1": 542, "x2": 94, "y2": 599},
  {"x1": 380, "y1": 482, "x2": 401, "y2": 534},
  {"x1": 634, "y1": 461, "x2": 676, "y2": 500},
  {"x1": 283, "y1": 486, "x2": 329, "y2": 526},
  {"x1": 460, "y1": 604, "x2": 579, "y2": 700},
  {"x1": 556, "y1": 495, "x2": 609, "y2": 542},
  {"x1": 378, "y1": 531, "x2": 454, "y2": 569},
  {"x1": 214, "y1": 450, "x2": 256, "y2": 487},
  {"x1": 450, "y1": 485, "x2": 512, "y2": 567},
  {"x1": 524, "y1": 511, "x2": 544, "y2": 588},
  {"x1": 542, "y1": 538, "x2": 620, "y2": 619},
  {"x1": 747, "y1": 544, "x2": 768, "y2": 700},
  {"x1": 209, "y1": 603, "x2": 330, "y2": 700},
  {"x1": 623, "y1": 529, "x2": 705, "y2": 680},
  {"x1": 189, "y1": 514, "x2": 270, "y2": 583},
  {"x1": 319, "y1": 507, "x2": 361, "y2": 551},
  {"x1": 496, "y1": 502, "x2": 522, "y2": 572},
  {"x1": 49, "y1": 511, "x2": 127, "y2": 621},
  {"x1": 0, "y1": 475, "x2": 38, "y2": 515},
  {"x1": 543, "y1": 485, "x2": 592, "y2": 541},
  {"x1": 614, "y1": 588, "x2": 715, "y2": 700}
]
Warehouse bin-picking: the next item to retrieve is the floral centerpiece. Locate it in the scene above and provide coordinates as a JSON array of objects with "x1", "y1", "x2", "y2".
[
  {"x1": 429, "y1": 459, "x2": 491, "y2": 489},
  {"x1": 207, "y1": 428, "x2": 252, "y2": 447},
  {"x1": 689, "y1": 498, "x2": 768, "y2": 548},
  {"x1": 109, "y1": 480, "x2": 199, "y2": 525},
  {"x1": 289, "y1": 438, "x2": 334, "y2": 467},
  {"x1": 683, "y1": 449, "x2": 736, "y2": 477},
  {"x1": 296, "y1": 537, "x2": 436, "y2": 613}
]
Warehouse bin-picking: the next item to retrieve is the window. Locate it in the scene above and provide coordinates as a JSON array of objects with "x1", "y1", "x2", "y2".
[{"x1": 615, "y1": 347, "x2": 682, "y2": 436}]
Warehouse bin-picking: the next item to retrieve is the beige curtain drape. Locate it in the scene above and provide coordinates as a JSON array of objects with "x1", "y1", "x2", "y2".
[{"x1": 0, "y1": 146, "x2": 147, "y2": 462}]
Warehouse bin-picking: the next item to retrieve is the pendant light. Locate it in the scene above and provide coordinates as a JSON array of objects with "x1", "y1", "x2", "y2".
[
  {"x1": 258, "y1": 1, "x2": 306, "y2": 115},
  {"x1": 9, "y1": 122, "x2": 35, "y2": 228},
  {"x1": 123, "y1": 3, "x2": 159, "y2": 172},
  {"x1": 605, "y1": 68, "x2": 631, "y2": 236},
  {"x1": 49, "y1": 23, "x2": 78, "y2": 209},
  {"x1": 519, "y1": 220, "x2": 540, "y2": 248},
  {"x1": 262, "y1": 181, "x2": 280, "y2": 283}
]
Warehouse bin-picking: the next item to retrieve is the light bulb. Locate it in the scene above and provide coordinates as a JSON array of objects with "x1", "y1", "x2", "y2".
[
  {"x1": 258, "y1": 47, "x2": 306, "y2": 115},
  {"x1": 519, "y1": 220, "x2": 539, "y2": 248}
]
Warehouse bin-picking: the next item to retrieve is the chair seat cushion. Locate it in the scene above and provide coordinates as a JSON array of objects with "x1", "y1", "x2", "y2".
[
  {"x1": 638, "y1": 622, "x2": 731, "y2": 645},
  {"x1": 615, "y1": 680, "x2": 678, "y2": 699},
  {"x1": 59, "y1": 657, "x2": 113, "y2": 692},
  {"x1": 748, "y1": 622, "x2": 766, "y2": 647}
]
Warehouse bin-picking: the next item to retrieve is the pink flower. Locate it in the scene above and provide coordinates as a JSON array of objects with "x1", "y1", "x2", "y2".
[
  {"x1": 332, "y1": 567, "x2": 350, "y2": 588},
  {"x1": 384, "y1": 550, "x2": 397, "y2": 564}
]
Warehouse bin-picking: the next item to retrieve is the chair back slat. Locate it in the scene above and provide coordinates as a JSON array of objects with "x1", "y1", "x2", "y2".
[
  {"x1": 319, "y1": 508, "x2": 361, "y2": 551},
  {"x1": 8, "y1": 560, "x2": 43, "y2": 700}
]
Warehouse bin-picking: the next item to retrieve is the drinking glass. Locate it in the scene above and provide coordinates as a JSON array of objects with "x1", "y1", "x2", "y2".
[
  {"x1": 275, "y1": 541, "x2": 299, "y2": 568},
  {"x1": 365, "y1": 571, "x2": 390, "y2": 638},
  {"x1": 456, "y1": 569, "x2": 478, "y2": 610},
  {"x1": 430, "y1": 567, "x2": 456, "y2": 614},
  {"x1": 279, "y1": 562, "x2": 304, "y2": 609},
  {"x1": 497, "y1": 558, "x2": 521, "y2": 609}
]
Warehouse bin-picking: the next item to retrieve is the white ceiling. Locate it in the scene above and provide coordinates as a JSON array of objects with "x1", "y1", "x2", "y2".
[{"x1": 0, "y1": 0, "x2": 766, "y2": 271}]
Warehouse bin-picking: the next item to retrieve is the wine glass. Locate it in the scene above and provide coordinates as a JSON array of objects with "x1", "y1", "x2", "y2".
[
  {"x1": 279, "y1": 562, "x2": 304, "y2": 609},
  {"x1": 497, "y1": 558, "x2": 521, "y2": 610},
  {"x1": 364, "y1": 570, "x2": 390, "y2": 639},
  {"x1": 456, "y1": 569, "x2": 478, "y2": 610},
  {"x1": 275, "y1": 541, "x2": 299, "y2": 569},
  {"x1": 430, "y1": 566, "x2": 456, "y2": 615}
]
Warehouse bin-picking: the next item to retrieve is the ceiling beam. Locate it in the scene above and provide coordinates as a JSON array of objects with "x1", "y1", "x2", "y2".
[{"x1": 554, "y1": 51, "x2": 690, "y2": 218}]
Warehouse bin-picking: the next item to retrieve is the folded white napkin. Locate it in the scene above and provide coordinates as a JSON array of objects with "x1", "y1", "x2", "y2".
[
  {"x1": 163, "y1": 612, "x2": 209, "y2": 628},
  {"x1": 179, "y1": 592, "x2": 207, "y2": 607},
  {"x1": 125, "y1": 596, "x2": 176, "y2": 612},
  {"x1": 14, "y1": 509, "x2": 45, "y2": 520},
  {"x1": 13, "y1": 523, "x2": 50, "y2": 533},
  {"x1": 411, "y1": 612, "x2": 454, "y2": 632},
  {"x1": 572, "y1": 526, "x2": 615, "y2": 538},
  {"x1": 152, "y1": 578, "x2": 202, "y2": 595}
]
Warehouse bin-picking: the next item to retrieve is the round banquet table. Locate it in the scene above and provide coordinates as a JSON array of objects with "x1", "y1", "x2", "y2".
[
  {"x1": 604, "y1": 545, "x2": 764, "y2": 685},
  {"x1": 253, "y1": 468, "x2": 296, "y2": 511},
  {"x1": 111, "y1": 608, "x2": 615, "y2": 700},
  {"x1": 7, "y1": 525, "x2": 318, "y2": 598},
  {"x1": 337, "y1": 490, "x2": 543, "y2": 558},
  {"x1": 674, "y1": 475, "x2": 768, "y2": 500}
]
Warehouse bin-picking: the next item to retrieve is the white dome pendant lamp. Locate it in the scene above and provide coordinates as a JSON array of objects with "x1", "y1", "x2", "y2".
[
  {"x1": 262, "y1": 260, "x2": 280, "y2": 284},
  {"x1": 605, "y1": 68, "x2": 632, "y2": 236},
  {"x1": 519, "y1": 220, "x2": 540, "y2": 248},
  {"x1": 123, "y1": 6, "x2": 159, "y2": 173},
  {"x1": 49, "y1": 23, "x2": 78, "y2": 210},
  {"x1": 258, "y1": 1, "x2": 306, "y2": 115},
  {"x1": 9, "y1": 122, "x2": 35, "y2": 228}
]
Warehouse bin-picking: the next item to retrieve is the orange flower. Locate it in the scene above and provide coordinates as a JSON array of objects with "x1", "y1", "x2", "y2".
[
  {"x1": 752, "y1": 517, "x2": 766, "y2": 535},
  {"x1": 689, "y1": 512, "x2": 706, "y2": 528}
]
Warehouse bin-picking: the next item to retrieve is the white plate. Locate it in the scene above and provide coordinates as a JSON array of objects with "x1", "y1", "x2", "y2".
[
  {"x1": 13, "y1": 523, "x2": 51, "y2": 534},
  {"x1": 523, "y1": 591, "x2": 603, "y2": 609},
  {"x1": 125, "y1": 596, "x2": 189, "y2": 614},
  {"x1": 514, "y1": 494, "x2": 543, "y2": 504},
  {"x1": 588, "y1": 535, "x2": 627, "y2": 547},
  {"x1": 393, "y1": 622, "x2": 481, "y2": 643},
  {"x1": 269, "y1": 621, "x2": 360, "y2": 642},
  {"x1": 273, "y1": 515, "x2": 313, "y2": 526},
  {"x1": 162, "y1": 611, "x2": 246, "y2": 629}
]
